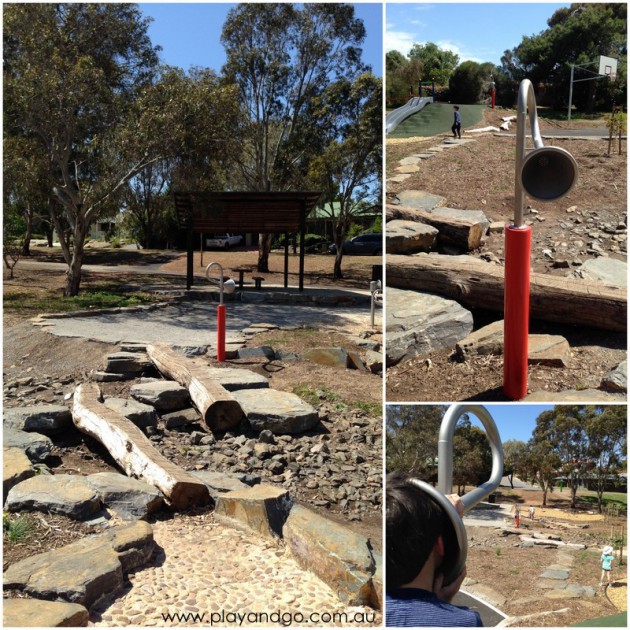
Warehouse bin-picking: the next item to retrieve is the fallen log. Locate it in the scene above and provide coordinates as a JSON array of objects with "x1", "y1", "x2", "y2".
[
  {"x1": 73, "y1": 383, "x2": 209, "y2": 509},
  {"x1": 146, "y1": 343, "x2": 243, "y2": 433},
  {"x1": 387, "y1": 253, "x2": 626, "y2": 332},
  {"x1": 498, "y1": 527, "x2": 562, "y2": 540},
  {"x1": 519, "y1": 536, "x2": 586, "y2": 549},
  {"x1": 386, "y1": 204, "x2": 486, "y2": 250}
]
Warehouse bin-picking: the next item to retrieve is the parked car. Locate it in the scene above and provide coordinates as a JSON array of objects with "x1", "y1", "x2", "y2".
[
  {"x1": 205, "y1": 234, "x2": 243, "y2": 249},
  {"x1": 328, "y1": 233, "x2": 382, "y2": 256}
]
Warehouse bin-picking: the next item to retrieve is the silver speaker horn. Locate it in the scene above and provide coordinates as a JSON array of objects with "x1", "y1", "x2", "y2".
[
  {"x1": 409, "y1": 405, "x2": 503, "y2": 587},
  {"x1": 205, "y1": 262, "x2": 236, "y2": 305},
  {"x1": 514, "y1": 80, "x2": 578, "y2": 226}
]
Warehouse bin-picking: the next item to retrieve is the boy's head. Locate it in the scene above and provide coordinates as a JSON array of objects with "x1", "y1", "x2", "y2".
[
  {"x1": 386, "y1": 472, "x2": 456, "y2": 590},
  {"x1": 454, "y1": 106, "x2": 459, "y2": 111}
]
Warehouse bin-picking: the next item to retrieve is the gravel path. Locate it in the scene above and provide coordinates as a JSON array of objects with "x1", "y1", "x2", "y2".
[{"x1": 92, "y1": 513, "x2": 380, "y2": 627}]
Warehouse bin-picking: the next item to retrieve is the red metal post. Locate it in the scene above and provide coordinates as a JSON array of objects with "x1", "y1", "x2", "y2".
[
  {"x1": 217, "y1": 304, "x2": 226, "y2": 362},
  {"x1": 503, "y1": 224, "x2": 532, "y2": 400},
  {"x1": 491, "y1": 87, "x2": 496, "y2": 109}
]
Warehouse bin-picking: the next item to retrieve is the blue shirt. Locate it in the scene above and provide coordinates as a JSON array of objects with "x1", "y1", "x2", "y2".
[
  {"x1": 602, "y1": 553, "x2": 614, "y2": 571},
  {"x1": 386, "y1": 588, "x2": 483, "y2": 627},
  {"x1": 454, "y1": 111, "x2": 462, "y2": 124}
]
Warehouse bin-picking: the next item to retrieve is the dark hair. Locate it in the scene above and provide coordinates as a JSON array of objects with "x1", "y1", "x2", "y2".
[
  {"x1": 386, "y1": 472, "x2": 452, "y2": 590},
  {"x1": 454, "y1": 106, "x2": 459, "y2": 110}
]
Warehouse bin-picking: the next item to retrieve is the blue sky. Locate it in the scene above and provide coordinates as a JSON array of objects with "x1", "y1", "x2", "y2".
[
  {"x1": 386, "y1": 3, "x2": 571, "y2": 66},
  {"x1": 463, "y1": 404, "x2": 554, "y2": 443},
  {"x1": 141, "y1": 3, "x2": 383, "y2": 76}
]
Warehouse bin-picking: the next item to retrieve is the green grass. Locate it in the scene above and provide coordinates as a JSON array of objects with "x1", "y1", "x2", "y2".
[
  {"x1": 292, "y1": 384, "x2": 381, "y2": 417},
  {"x1": 578, "y1": 491, "x2": 627, "y2": 513},
  {"x1": 389, "y1": 102, "x2": 487, "y2": 138},
  {"x1": 4, "y1": 288, "x2": 157, "y2": 316},
  {"x1": 3, "y1": 513, "x2": 36, "y2": 543}
]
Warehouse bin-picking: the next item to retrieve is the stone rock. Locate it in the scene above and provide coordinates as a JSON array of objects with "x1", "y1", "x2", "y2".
[
  {"x1": 386, "y1": 220, "x2": 438, "y2": 254},
  {"x1": 463, "y1": 583, "x2": 507, "y2": 608},
  {"x1": 395, "y1": 190, "x2": 447, "y2": 211},
  {"x1": 202, "y1": 366, "x2": 270, "y2": 391},
  {"x1": 236, "y1": 346, "x2": 275, "y2": 360},
  {"x1": 103, "y1": 397, "x2": 158, "y2": 428},
  {"x1": 528, "y1": 335, "x2": 571, "y2": 367},
  {"x1": 5, "y1": 474, "x2": 101, "y2": 520},
  {"x1": 4, "y1": 404, "x2": 72, "y2": 435},
  {"x1": 275, "y1": 349, "x2": 300, "y2": 362},
  {"x1": 302, "y1": 348, "x2": 348, "y2": 368},
  {"x1": 386, "y1": 288, "x2": 473, "y2": 365},
  {"x1": 370, "y1": 551, "x2": 383, "y2": 610},
  {"x1": 3, "y1": 598, "x2": 89, "y2": 627},
  {"x1": 85, "y1": 472, "x2": 163, "y2": 520},
  {"x1": 540, "y1": 568, "x2": 570, "y2": 580},
  {"x1": 190, "y1": 471, "x2": 250, "y2": 500},
  {"x1": 3, "y1": 447, "x2": 35, "y2": 496},
  {"x1": 544, "y1": 589, "x2": 580, "y2": 599},
  {"x1": 215, "y1": 483, "x2": 293, "y2": 539},
  {"x1": 161, "y1": 407, "x2": 200, "y2": 429},
  {"x1": 536, "y1": 578, "x2": 565, "y2": 590},
  {"x1": 283, "y1": 504, "x2": 376, "y2": 606},
  {"x1": 388, "y1": 174, "x2": 411, "y2": 184},
  {"x1": 105, "y1": 352, "x2": 152, "y2": 375},
  {"x1": 523, "y1": 389, "x2": 622, "y2": 402},
  {"x1": 396, "y1": 164, "x2": 420, "y2": 174},
  {"x1": 4, "y1": 428, "x2": 53, "y2": 462},
  {"x1": 232, "y1": 389, "x2": 320, "y2": 434},
  {"x1": 364, "y1": 350, "x2": 383, "y2": 374},
  {"x1": 347, "y1": 350, "x2": 368, "y2": 371},
  {"x1": 91, "y1": 371, "x2": 133, "y2": 383},
  {"x1": 130, "y1": 381, "x2": 190, "y2": 411},
  {"x1": 429, "y1": 207, "x2": 490, "y2": 236},
  {"x1": 600, "y1": 360, "x2": 627, "y2": 393},
  {"x1": 345, "y1": 336, "x2": 380, "y2": 351},
  {"x1": 488, "y1": 221, "x2": 505, "y2": 234},
  {"x1": 455, "y1": 320, "x2": 504, "y2": 358},
  {"x1": 580, "y1": 258, "x2": 627, "y2": 287},
  {"x1": 4, "y1": 521, "x2": 153, "y2": 608},
  {"x1": 398, "y1": 156, "x2": 422, "y2": 166}
]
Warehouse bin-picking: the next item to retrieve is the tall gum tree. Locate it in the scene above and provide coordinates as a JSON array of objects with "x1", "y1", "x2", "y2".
[{"x1": 220, "y1": 3, "x2": 367, "y2": 272}]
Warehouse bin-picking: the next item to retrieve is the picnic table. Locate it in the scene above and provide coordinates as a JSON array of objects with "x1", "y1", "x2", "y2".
[{"x1": 232, "y1": 265, "x2": 255, "y2": 289}]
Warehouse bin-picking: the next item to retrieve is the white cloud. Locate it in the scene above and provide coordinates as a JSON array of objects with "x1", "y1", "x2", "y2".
[{"x1": 384, "y1": 30, "x2": 419, "y2": 57}]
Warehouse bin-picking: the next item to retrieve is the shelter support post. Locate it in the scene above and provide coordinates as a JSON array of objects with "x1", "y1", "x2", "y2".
[
  {"x1": 186, "y1": 209, "x2": 194, "y2": 290},
  {"x1": 299, "y1": 202, "x2": 306, "y2": 292},
  {"x1": 284, "y1": 232, "x2": 289, "y2": 289}
]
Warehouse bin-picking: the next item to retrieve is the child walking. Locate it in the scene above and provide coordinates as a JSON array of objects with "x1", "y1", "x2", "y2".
[{"x1": 600, "y1": 545, "x2": 614, "y2": 588}]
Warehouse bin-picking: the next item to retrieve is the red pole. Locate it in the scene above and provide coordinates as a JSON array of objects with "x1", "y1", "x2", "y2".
[
  {"x1": 503, "y1": 224, "x2": 532, "y2": 400},
  {"x1": 217, "y1": 304, "x2": 226, "y2": 362},
  {"x1": 491, "y1": 87, "x2": 496, "y2": 109}
]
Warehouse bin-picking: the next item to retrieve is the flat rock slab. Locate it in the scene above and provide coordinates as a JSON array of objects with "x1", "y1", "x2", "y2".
[
  {"x1": 386, "y1": 220, "x2": 438, "y2": 254},
  {"x1": 399, "y1": 156, "x2": 422, "y2": 165},
  {"x1": 3, "y1": 598, "x2": 89, "y2": 627},
  {"x1": 202, "y1": 366, "x2": 270, "y2": 391},
  {"x1": 411, "y1": 153, "x2": 436, "y2": 159},
  {"x1": 523, "y1": 389, "x2": 623, "y2": 402},
  {"x1": 565, "y1": 584, "x2": 596, "y2": 597},
  {"x1": 105, "y1": 352, "x2": 152, "y2": 375},
  {"x1": 85, "y1": 472, "x2": 163, "y2": 520},
  {"x1": 161, "y1": 407, "x2": 200, "y2": 429},
  {"x1": 215, "y1": 483, "x2": 292, "y2": 539},
  {"x1": 396, "y1": 190, "x2": 447, "y2": 211},
  {"x1": 236, "y1": 346, "x2": 275, "y2": 360},
  {"x1": 600, "y1": 360, "x2": 627, "y2": 393},
  {"x1": 388, "y1": 174, "x2": 412, "y2": 183},
  {"x1": 190, "y1": 470, "x2": 250, "y2": 499},
  {"x1": 463, "y1": 583, "x2": 507, "y2": 608},
  {"x1": 103, "y1": 397, "x2": 157, "y2": 428},
  {"x1": 3, "y1": 447, "x2": 35, "y2": 496},
  {"x1": 4, "y1": 521, "x2": 153, "y2": 609},
  {"x1": 544, "y1": 589, "x2": 580, "y2": 599},
  {"x1": 364, "y1": 349, "x2": 383, "y2": 374},
  {"x1": 386, "y1": 288, "x2": 473, "y2": 365},
  {"x1": 429, "y1": 207, "x2": 490, "y2": 234},
  {"x1": 581, "y1": 258, "x2": 627, "y2": 287},
  {"x1": 283, "y1": 504, "x2": 376, "y2": 606},
  {"x1": 232, "y1": 389, "x2": 319, "y2": 435},
  {"x1": 4, "y1": 404, "x2": 72, "y2": 435},
  {"x1": 396, "y1": 164, "x2": 420, "y2": 174},
  {"x1": 4, "y1": 428, "x2": 53, "y2": 462},
  {"x1": 540, "y1": 568, "x2": 570, "y2": 580},
  {"x1": 130, "y1": 381, "x2": 190, "y2": 411},
  {"x1": 536, "y1": 578, "x2": 566, "y2": 589},
  {"x1": 5, "y1": 474, "x2": 101, "y2": 520}
]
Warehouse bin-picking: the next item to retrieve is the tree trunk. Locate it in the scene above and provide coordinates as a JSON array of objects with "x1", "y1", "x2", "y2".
[
  {"x1": 257, "y1": 233, "x2": 273, "y2": 273},
  {"x1": 21, "y1": 206, "x2": 33, "y2": 256},
  {"x1": 387, "y1": 253, "x2": 627, "y2": 332},
  {"x1": 332, "y1": 224, "x2": 346, "y2": 280},
  {"x1": 333, "y1": 249, "x2": 344, "y2": 279},
  {"x1": 65, "y1": 222, "x2": 87, "y2": 297},
  {"x1": 45, "y1": 224, "x2": 54, "y2": 247}
]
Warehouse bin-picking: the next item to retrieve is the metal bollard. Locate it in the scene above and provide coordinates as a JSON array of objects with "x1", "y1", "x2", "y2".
[
  {"x1": 205, "y1": 262, "x2": 236, "y2": 362},
  {"x1": 370, "y1": 279, "x2": 382, "y2": 328}
]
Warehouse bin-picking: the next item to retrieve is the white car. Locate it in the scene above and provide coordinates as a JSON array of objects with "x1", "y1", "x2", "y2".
[{"x1": 205, "y1": 234, "x2": 243, "y2": 249}]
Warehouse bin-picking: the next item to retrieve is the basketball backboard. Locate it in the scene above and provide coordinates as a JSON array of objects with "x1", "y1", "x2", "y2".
[{"x1": 598, "y1": 55, "x2": 618, "y2": 79}]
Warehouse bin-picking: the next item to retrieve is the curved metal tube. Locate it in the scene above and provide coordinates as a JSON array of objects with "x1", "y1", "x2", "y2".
[
  {"x1": 205, "y1": 262, "x2": 232, "y2": 305},
  {"x1": 437, "y1": 404, "x2": 504, "y2": 512}
]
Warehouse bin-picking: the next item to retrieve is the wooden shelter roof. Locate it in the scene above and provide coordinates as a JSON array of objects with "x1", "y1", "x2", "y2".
[{"x1": 174, "y1": 191, "x2": 322, "y2": 234}]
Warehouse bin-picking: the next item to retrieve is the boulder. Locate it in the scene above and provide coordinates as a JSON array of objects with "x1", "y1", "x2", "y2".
[
  {"x1": 3, "y1": 598, "x2": 89, "y2": 627},
  {"x1": 130, "y1": 381, "x2": 190, "y2": 411},
  {"x1": 364, "y1": 350, "x2": 383, "y2": 374},
  {"x1": 283, "y1": 504, "x2": 376, "y2": 606},
  {"x1": 580, "y1": 258, "x2": 627, "y2": 287},
  {"x1": 4, "y1": 404, "x2": 72, "y2": 435},
  {"x1": 190, "y1": 470, "x2": 250, "y2": 500},
  {"x1": 161, "y1": 407, "x2": 200, "y2": 430},
  {"x1": 523, "y1": 389, "x2": 622, "y2": 402},
  {"x1": 4, "y1": 521, "x2": 153, "y2": 608},
  {"x1": 103, "y1": 397, "x2": 158, "y2": 428},
  {"x1": 85, "y1": 472, "x2": 163, "y2": 520},
  {"x1": 104, "y1": 352, "x2": 152, "y2": 375},
  {"x1": 386, "y1": 220, "x2": 438, "y2": 254},
  {"x1": 395, "y1": 190, "x2": 447, "y2": 211},
  {"x1": 3, "y1": 447, "x2": 35, "y2": 496},
  {"x1": 302, "y1": 348, "x2": 348, "y2": 368},
  {"x1": 528, "y1": 335, "x2": 571, "y2": 367},
  {"x1": 232, "y1": 389, "x2": 319, "y2": 434},
  {"x1": 215, "y1": 483, "x2": 293, "y2": 539},
  {"x1": 202, "y1": 366, "x2": 270, "y2": 391},
  {"x1": 386, "y1": 288, "x2": 473, "y2": 365},
  {"x1": 4, "y1": 429, "x2": 53, "y2": 462},
  {"x1": 236, "y1": 346, "x2": 275, "y2": 360},
  {"x1": 600, "y1": 360, "x2": 627, "y2": 393},
  {"x1": 5, "y1": 474, "x2": 101, "y2": 520},
  {"x1": 429, "y1": 207, "x2": 490, "y2": 236}
]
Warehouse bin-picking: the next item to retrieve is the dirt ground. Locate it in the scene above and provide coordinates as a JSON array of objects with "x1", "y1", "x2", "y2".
[
  {"x1": 386, "y1": 107, "x2": 626, "y2": 402},
  {"x1": 464, "y1": 486, "x2": 627, "y2": 626}
]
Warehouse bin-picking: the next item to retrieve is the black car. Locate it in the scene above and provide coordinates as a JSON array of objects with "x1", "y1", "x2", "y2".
[{"x1": 328, "y1": 233, "x2": 383, "y2": 256}]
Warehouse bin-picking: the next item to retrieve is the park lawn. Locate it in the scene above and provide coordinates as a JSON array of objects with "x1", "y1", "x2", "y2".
[{"x1": 389, "y1": 102, "x2": 487, "y2": 138}]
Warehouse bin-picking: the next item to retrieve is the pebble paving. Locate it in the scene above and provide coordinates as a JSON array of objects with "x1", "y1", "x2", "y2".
[{"x1": 92, "y1": 513, "x2": 380, "y2": 627}]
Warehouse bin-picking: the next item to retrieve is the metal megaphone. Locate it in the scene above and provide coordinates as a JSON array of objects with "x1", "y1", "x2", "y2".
[
  {"x1": 409, "y1": 405, "x2": 504, "y2": 586},
  {"x1": 205, "y1": 262, "x2": 236, "y2": 304},
  {"x1": 514, "y1": 79, "x2": 578, "y2": 224}
]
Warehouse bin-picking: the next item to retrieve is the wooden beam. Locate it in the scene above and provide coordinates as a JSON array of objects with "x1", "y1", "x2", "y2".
[
  {"x1": 284, "y1": 232, "x2": 289, "y2": 289},
  {"x1": 146, "y1": 343, "x2": 243, "y2": 432},
  {"x1": 387, "y1": 253, "x2": 626, "y2": 332},
  {"x1": 299, "y1": 202, "x2": 306, "y2": 292},
  {"x1": 73, "y1": 383, "x2": 210, "y2": 509},
  {"x1": 186, "y1": 207, "x2": 194, "y2": 290}
]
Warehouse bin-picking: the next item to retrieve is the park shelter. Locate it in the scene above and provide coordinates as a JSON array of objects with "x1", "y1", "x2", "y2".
[{"x1": 174, "y1": 191, "x2": 321, "y2": 291}]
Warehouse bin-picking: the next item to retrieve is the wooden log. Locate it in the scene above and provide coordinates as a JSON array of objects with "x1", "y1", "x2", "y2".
[
  {"x1": 72, "y1": 383, "x2": 209, "y2": 509},
  {"x1": 386, "y1": 204, "x2": 486, "y2": 250},
  {"x1": 146, "y1": 343, "x2": 243, "y2": 433},
  {"x1": 387, "y1": 253, "x2": 627, "y2": 332}
]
